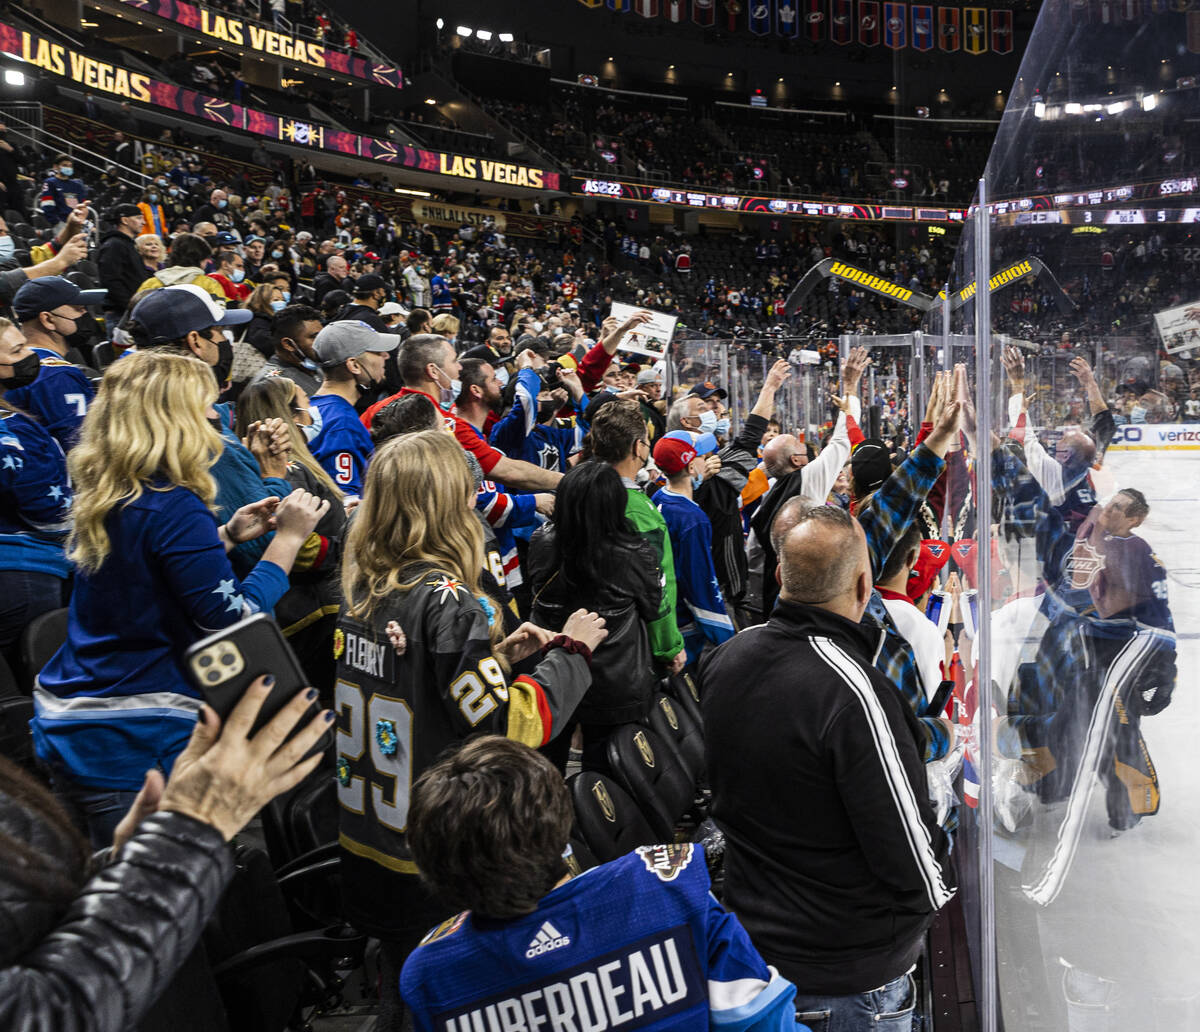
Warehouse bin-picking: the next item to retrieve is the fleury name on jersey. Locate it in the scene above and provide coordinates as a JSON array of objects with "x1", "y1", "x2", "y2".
[{"x1": 436, "y1": 928, "x2": 701, "y2": 1032}]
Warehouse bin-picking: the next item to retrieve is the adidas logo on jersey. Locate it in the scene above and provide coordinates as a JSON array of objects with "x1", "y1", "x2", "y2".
[{"x1": 525, "y1": 920, "x2": 571, "y2": 958}]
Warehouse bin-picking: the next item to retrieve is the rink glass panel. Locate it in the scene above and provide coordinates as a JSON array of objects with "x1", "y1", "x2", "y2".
[{"x1": 930, "y1": 2, "x2": 1200, "y2": 1028}]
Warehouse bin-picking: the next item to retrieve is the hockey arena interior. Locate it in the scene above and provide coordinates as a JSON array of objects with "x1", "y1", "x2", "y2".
[{"x1": 0, "y1": 0, "x2": 1195, "y2": 1027}]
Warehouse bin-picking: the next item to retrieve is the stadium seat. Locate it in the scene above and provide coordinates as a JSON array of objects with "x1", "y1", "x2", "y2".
[
  {"x1": 665, "y1": 669, "x2": 704, "y2": 730},
  {"x1": 565, "y1": 835, "x2": 600, "y2": 876},
  {"x1": 604, "y1": 725, "x2": 695, "y2": 841},
  {"x1": 568, "y1": 770, "x2": 659, "y2": 863},
  {"x1": 0, "y1": 652, "x2": 35, "y2": 770},
  {"x1": 65, "y1": 270, "x2": 96, "y2": 290},
  {"x1": 92, "y1": 340, "x2": 117, "y2": 368},
  {"x1": 18, "y1": 607, "x2": 68, "y2": 694},
  {"x1": 644, "y1": 691, "x2": 705, "y2": 784}
]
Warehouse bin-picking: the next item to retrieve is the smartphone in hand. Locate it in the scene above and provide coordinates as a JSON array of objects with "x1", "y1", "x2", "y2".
[{"x1": 184, "y1": 613, "x2": 327, "y2": 754}]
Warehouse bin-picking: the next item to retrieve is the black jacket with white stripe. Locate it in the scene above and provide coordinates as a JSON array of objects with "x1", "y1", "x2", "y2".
[{"x1": 700, "y1": 598, "x2": 956, "y2": 995}]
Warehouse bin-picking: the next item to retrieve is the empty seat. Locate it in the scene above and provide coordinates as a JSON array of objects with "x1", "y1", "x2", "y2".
[
  {"x1": 18, "y1": 607, "x2": 69, "y2": 694},
  {"x1": 568, "y1": 770, "x2": 658, "y2": 864},
  {"x1": 605, "y1": 725, "x2": 695, "y2": 842},
  {"x1": 644, "y1": 691, "x2": 705, "y2": 784}
]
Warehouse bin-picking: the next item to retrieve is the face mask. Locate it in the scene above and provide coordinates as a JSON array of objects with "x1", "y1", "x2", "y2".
[
  {"x1": 714, "y1": 417, "x2": 730, "y2": 437},
  {"x1": 434, "y1": 365, "x2": 461, "y2": 409},
  {"x1": 214, "y1": 338, "x2": 234, "y2": 386},
  {"x1": 230, "y1": 269, "x2": 245, "y2": 284},
  {"x1": 280, "y1": 290, "x2": 291, "y2": 302},
  {"x1": 299, "y1": 356, "x2": 320, "y2": 372},
  {"x1": 216, "y1": 199, "x2": 227, "y2": 209},
  {"x1": 0, "y1": 237, "x2": 14, "y2": 261},
  {"x1": 65, "y1": 316, "x2": 101, "y2": 350},
  {"x1": 59, "y1": 166, "x2": 73, "y2": 177},
  {"x1": 147, "y1": 193, "x2": 158, "y2": 203},
  {"x1": 169, "y1": 187, "x2": 179, "y2": 197},
  {"x1": 270, "y1": 299, "x2": 287, "y2": 312},
  {"x1": 691, "y1": 472, "x2": 705, "y2": 491},
  {"x1": 494, "y1": 366, "x2": 510, "y2": 388},
  {"x1": 1, "y1": 351, "x2": 40, "y2": 389},
  {"x1": 698, "y1": 409, "x2": 718, "y2": 434},
  {"x1": 300, "y1": 403, "x2": 323, "y2": 442}
]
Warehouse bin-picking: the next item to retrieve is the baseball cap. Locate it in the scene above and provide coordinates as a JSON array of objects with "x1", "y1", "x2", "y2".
[
  {"x1": 663, "y1": 428, "x2": 718, "y2": 457},
  {"x1": 950, "y1": 539, "x2": 978, "y2": 590},
  {"x1": 314, "y1": 320, "x2": 398, "y2": 367},
  {"x1": 636, "y1": 367, "x2": 662, "y2": 385},
  {"x1": 13, "y1": 276, "x2": 107, "y2": 322},
  {"x1": 653, "y1": 435, "x2": 698, "y2": 476},
  {"x1": 850, "y1": 438, "x2": 892, "y2": 496},
  {"x1": 353, "y1": 273, "x2": 387, "y2": 294},
  {"x1": 907, "y1": 540, "x2": 951, "y2": 603},
  {"x1": 110, "y1": 202, "x2": 142, "y2": 220},
  {"x1": 379, "y1": 301, "x2": 407, "y2": 318},
  {"x1": 688, "y1": 381, "x2": 727, "y2": 400},
  {"x1": 131, "y1": 284, "x2": 252, "y2": 344},
  {"x1": 215, "y1": 231, "x2": 239, "y2": 246}
]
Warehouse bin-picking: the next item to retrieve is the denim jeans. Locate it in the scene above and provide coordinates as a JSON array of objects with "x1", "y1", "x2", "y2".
[
  {"x1": 51, "y1": 772, "x2": 141, "y2": 850},
  {"x1": 792, "y1": 972, "x2": 916, "y2": 1032},
  {"x1": 0, "y1": 568, "x2": 66, "y2": 654}
]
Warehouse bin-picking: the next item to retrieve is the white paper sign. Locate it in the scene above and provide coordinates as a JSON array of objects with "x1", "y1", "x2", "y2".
[
  {"x1": 1154, "y1": 299, "x2": 1200, "y2": 354},
  {"x1": 608, "y1": 302, "x2": 678, "y2": 361}
]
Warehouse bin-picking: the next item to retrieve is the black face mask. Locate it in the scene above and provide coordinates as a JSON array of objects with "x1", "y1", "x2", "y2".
[
  {"x1": 65, "y1": 315, "x2": 102, "y2": 351},
  {"x1": 214, "y1": 338, "x2": 234, "y2": 387},
  {"x1": 537, "y1": 400, "x2": 560, "y2": 423},
  {"x1": 1, "y1": 352, "x2": 40, "y2": 389}
]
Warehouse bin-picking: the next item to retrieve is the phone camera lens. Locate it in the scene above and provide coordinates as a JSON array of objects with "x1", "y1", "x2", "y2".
[
  {"x1": 206, "y1": 670, "x2": 220, "y2": 683},
  {"x1": 220, "y1": 652, "x2": 236, "y2": 666},
  {"x1": 198, "y1": 654, "x2": 212, "y2": 667}
]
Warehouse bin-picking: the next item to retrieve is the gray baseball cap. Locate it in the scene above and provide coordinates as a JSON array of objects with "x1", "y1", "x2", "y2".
[{"x1": 313, "y1": 320, "x2": 398, "y2": 367}]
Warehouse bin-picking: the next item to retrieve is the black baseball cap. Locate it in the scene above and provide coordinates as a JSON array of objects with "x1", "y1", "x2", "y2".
[
  {"x1": 131, "y1": 284, "x2": 252, "y2": 344},
  {"x1": 13, "y1": 276, "x2": 107, "y2": 322},
  {"x1": 111, "y1": 203, "x2": 142, "y2": 220},
  {"x1": 353, "y1": 273, "x2": 386, "y2": 294},
  {"x1": 850, "y1": 438, "x2": 893, "y2": 496}
]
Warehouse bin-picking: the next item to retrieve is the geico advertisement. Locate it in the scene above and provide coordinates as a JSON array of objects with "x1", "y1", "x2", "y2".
[{"x1": 1109, "y1": 424, "x2": 1200, "y2": 449}]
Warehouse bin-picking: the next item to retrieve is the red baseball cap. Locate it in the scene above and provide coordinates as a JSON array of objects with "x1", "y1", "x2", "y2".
[
  {"x1": 907, "y1": 539, "x2": 951, "y2": 602},
  {"x1": 653, "y1": 436, "x2": 698, "y2": 476}
]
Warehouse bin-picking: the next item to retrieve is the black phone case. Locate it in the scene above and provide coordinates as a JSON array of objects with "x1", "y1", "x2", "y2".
[{"x1": 184, "y1": 614, "x2": 323, "y2": 748}]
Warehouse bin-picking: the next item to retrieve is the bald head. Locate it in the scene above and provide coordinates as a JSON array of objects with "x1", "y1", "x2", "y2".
[
  {"x1": 763, "y1": 433, "x2": 807, "y2": 478},
  {"x1": 769, "y1": 495, "x2": 819, "y2": 555},
  {"x1": 778, "y1": 506, "x2": 871, "y2": 621},
  {"x1": 1056, "y1": 428, "x2": 1096, "y2": 470}
]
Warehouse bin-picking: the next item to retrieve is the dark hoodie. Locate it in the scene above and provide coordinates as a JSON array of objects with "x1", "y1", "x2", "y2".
[{"x1": 96, "y1": 229, "x2": 145, "y2": 313}]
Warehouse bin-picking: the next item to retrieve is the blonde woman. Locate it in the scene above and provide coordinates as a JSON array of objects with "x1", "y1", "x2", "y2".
[
  {"x1": 33, "y1": 350, "x2": 331, "y2": 847},
  {"x1": 334, "y1": 429, "x2": 606, "y2": 1031},
  {"x1": 242, "y1": 281, "x2": 286, "y2": 358},
  {"x1": 134, "y1": 232, "x2": 164, "y2": 275},
  {"x1": 237, "y1": 375, "x2": 345, "y2": 694}
]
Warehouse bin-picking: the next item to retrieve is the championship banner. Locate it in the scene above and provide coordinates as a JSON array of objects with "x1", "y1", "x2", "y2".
[
  {"x1": 693, "y1": 0, "x2": 716, "y2": 25},
  {"x1": 990, "y1": 9, "x2": 1012, "y2": 52},
  {"x1": 605, "y1": 0, "x2": 631, "y2": 11},
  {"x1": 1148, "y1": 0, "x2": 1167, "y2": 9},
  {"x1": 963, "y1": 6, "x2": 987, "y2": 53},
  {"x1": 1099, "y1": 0, "x2": 1112, "y2": 23},
  {"x1": 884, "y1": 2, "x2": 907, "y2": 47},
  {"x1": 911, "y1": 5, "x2": 934, "y2": 49},
  {"x1": 1121, "y1": 0, "x2": 1140, "y2": 18},
  {"x1": 831, "y1": 0, "x2": 854, "y2": 41},
  {"x1": 665, "y1": 0, "x2": 684, "y2": 21},
  {"x1": 109, "y1": 0, "x2": 401, "y2": 88},
  {"x1": 633, "y1": 0, "x2": 658, "y2": 16},
  {"x1": 859, "y1": 0, "x2": 881, "y2": 44},
  {"x1": 1069, "y1": 0, "x2": 1090, "y2": 22},
  {"x1": 725, "y1": 0, "x2": 743, "y2": 31},
  {"x1": 938, "y1": 6, "x2": 960, "y2": 49},
  {"x1": 799, "y1": 0, "x2": 820, "y2": 39},
  {"x1": 1190, "y1": 11, "x2": 1200, "y2": 51},
  {"x1": 577, "y1": 0, "x2": 603, "y2": 7},
  {"x1": 748, "y1": 0, "x2": 773, "y2": 33}
]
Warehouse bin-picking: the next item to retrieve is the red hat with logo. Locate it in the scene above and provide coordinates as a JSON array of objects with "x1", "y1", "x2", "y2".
[
  {"x1": 652, "y1": 436, "x2": 698, "y2": 476},
  {"x1": 907, "y1": 539, "x2": 951, "y2": 602}
]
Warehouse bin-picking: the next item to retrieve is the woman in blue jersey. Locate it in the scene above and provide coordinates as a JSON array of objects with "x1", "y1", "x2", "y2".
[
  {"x1": 0, "y1": 319, "x2": 73, "y2": 659},
  {"x1": 34, "y1": 351, "x2": 331, "y2": 846}
]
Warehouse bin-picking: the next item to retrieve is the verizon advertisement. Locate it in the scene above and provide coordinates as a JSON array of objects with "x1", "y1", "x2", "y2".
[{"x1": 1109, "y1": 424, "x2": 1200, "y2": 450}]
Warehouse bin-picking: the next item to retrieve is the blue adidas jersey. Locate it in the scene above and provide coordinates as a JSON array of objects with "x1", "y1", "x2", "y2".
[
  {"x1": 401, "y1": 845, "x2": 805, "y2": 1032},
  {"x1": 33, "y1": 483, "x2": 290, "y2": 789},
  {"x1": 0, "y1": 407, "x2": 73, "y2": 578},
  {"x1": 653, "y1": 489, "x2": 735, "y2": 663},
  {"x1": 4, "y1": 348, "x2": 95, "y2": 451},
  {"x1": 308, "y1": 393, "x2": 375, "y2": 499}
]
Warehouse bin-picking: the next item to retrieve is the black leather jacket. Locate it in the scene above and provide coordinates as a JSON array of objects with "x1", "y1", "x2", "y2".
[
  {"x1": 528, "y1": 525, "x2": 663, "y2": 724},
  {"x1": 0, "y1": 802, "x2": 233, "y2": 1032}
]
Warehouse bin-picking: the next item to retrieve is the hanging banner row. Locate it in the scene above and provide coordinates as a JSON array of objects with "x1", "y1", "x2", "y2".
[{"x1": 577, "y1": 0, "x2": 1014, "y2": 52}]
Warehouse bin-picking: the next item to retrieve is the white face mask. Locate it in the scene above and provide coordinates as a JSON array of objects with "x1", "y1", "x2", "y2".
[{"x1": 698, "y1": 409, "x2": 718, "y2": 434}]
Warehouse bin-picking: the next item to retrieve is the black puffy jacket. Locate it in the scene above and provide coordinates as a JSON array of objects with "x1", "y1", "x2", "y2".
[
  {"x1": 527, "y1": 525, "x2": 664, "y2": 724},
  {"x1": 0, "y1": 799, "x2": 233, "y2": 1032}
]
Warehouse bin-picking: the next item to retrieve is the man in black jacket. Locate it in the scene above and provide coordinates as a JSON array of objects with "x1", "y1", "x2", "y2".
[
  {"x1": 96, "y1": 203, "x2": 148, "y2": 331},
  {"x1": 702, "y1": 504, "x2": 955, "y2": 1028}
]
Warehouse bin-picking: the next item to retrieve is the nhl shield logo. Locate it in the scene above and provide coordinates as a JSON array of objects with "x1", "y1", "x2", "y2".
[
  {"x1": 634, "y1": 729, "x2": 656, "y2": 767},
  {"x1": 591, "y1": 779, "x2": 617, "y2": 822},
  {"x1": 1067, "y1": 539, "x2": 1106, "y2": 589},
  {"x1": 636, "y1": 843, "x2": 696, "y2": 882}
]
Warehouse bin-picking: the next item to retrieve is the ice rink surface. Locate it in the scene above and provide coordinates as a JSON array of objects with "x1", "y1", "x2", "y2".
[{"x1": 994, "y1": 448, "x2": 1200, "y2": 1029}]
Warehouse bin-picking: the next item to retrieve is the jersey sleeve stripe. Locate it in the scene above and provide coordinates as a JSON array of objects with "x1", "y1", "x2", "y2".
[{"x1": 505, "y1": 674, "x2": 554, "y2": 748}]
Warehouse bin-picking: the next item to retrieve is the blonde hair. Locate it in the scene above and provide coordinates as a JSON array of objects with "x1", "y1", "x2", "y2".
[
  {"x1": 430, "y1": 313, "x2": 460, "y2": 337},
  {"x1": 246, "y1": 282, "x2": 280, "y2": 316},
  {"x1": 235, "y1": 376, "x2": 343, "y2": 501},
  {"x1": 68, "y1": 351, "x2": 222, "y2": 572},
  {"x1": 341, "y1": 431, "x2": 505, "y2": 655}
]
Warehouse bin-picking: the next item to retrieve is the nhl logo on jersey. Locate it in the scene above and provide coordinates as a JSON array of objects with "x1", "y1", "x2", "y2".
[
  {"x1": 1067, "y1": 538, "x2": 1106, "y2": 589},
  {"x1": 636, "y1": 843, "x2": 695, "y2": 882}
]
